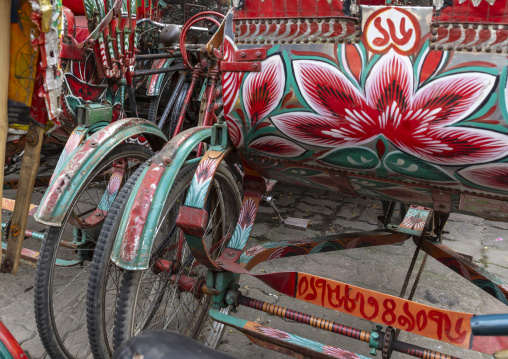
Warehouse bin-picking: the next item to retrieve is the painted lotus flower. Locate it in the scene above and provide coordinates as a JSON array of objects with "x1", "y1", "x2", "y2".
[{"x1": 271, "y1": 50, "x2": 508, "y2": 166}]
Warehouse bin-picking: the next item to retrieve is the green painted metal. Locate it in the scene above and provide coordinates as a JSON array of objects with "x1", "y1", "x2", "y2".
[
  {"x1": 369, "y1": 325, "x2": 382, "y2": 355},
  {"x1": 209, "y1": 309, "x2": 372, "y2": 359},
  {"x1": 76, "y1": 103, "x2": 113, "y2": 127},
  {"x1": 209, "y1": 308, "x2": 248, "y2": 328},
  {"x1": 206, "y1": 270, "x2": 238, "y2": 309},
  {"x1": 1, "y1": 242, "x2": 81, "y2": 266},
  {"x1": 0, "y1": 341, "x2": 14, "y2": 359},
  {"x1": 35, "y1": 119, "x2": 167, "y2": 227},
  {"x1": 146, "y1": 58, "x2": 175, "y2": 96},
  {"x1": 183, "y1": 156, "x2": 203, "y2": 166},
  {"x1": 110, "y1": 128, "x2": 212, "y2": 270},
  {"x1": 1, "y1": 223, "x2": 45, "y2": 240},
  {"x1": 197, "y1": 79, "x2": 208, "y2": 102}
]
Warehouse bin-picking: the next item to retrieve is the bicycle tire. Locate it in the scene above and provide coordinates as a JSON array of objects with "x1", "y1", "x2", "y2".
[
  {"x1": 113, "y1": 163, "x2": 241, "y2": 351},
  {"x1": 86, "y1": 159, "x2": 150, "y2": 359},
  {"x1": 34, "y1": 144, "x2": 153, "y2": 359}
]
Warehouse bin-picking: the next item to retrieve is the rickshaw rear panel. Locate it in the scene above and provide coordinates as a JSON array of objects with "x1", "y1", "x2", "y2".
[{"x1": 222, "y1": 0, "x2": 508, "y2": 222}]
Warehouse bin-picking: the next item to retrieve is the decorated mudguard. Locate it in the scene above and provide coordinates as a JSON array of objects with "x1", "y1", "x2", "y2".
[
  {"x1": 34, "y1": 119, "x2": 166, "y2": 227},
  {"x1": 110, "y1": 127, "x2": 212, "y2": 270},
  {"x1": 220, "y1": 0, "x2": 508, "y2": 223},
  {"x1": 0, "y1": 321, "x2": 27, "y2": 359}
]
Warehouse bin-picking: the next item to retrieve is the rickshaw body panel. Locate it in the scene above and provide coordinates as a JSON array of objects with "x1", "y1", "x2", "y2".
[
  {"x1": 222, "y1": 0, "x2": 508, "y2": 222},
  {"x1": 34, "y1": 119, "x2": 167, "y2": 227}
]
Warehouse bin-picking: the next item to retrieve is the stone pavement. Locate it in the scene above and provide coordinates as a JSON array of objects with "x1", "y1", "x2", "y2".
[{"x1": 1, "y1": 176, "x2": 507, "y2": 358}]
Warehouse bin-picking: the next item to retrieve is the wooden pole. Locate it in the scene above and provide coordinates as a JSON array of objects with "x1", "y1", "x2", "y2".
[
  {"x1": 0, "y1": 0, "x2": 12, "y2": 267},
  {"x1": 2, "y1": 121, "x2": 44, "y2": 274}
]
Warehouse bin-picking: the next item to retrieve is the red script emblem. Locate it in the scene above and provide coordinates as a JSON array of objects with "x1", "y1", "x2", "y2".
[{"x1": 363, "y1": 7, "x2": 421, "y2": 56}]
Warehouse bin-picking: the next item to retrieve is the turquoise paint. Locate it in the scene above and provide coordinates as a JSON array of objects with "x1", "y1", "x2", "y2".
[
  {"x1": 337, "y1": 44, "x2": 363, "y2": 91},
  {"x1": 35, "y1": 120, "x2": 167, "y2": 227},
  {"x1": 0, "y1": 341, "x2": 14, "y2": 359},
  {"x1": 384, "y1": 152, "x2": 455, "y2": 182},
  {"x1": 111, "y1": 128, "x2": 212, "y2": 270},
  {"x1": 360, "y1": 53, "x2": 381, "y2": 87},
  {"x1": 462, "y1": 92, "x2": 498, "y2": 123},
  {"x1": 500, "y1": 67, "x2": 508, "y2": 125},
  {"x1": 318, "y1": 147, "x2": 379, "y2": 170},
  {"x1": 209, "y1": 309, "x2": 372, "y2": 358},
  {"x1": 266, "y1": 44, "x2": 281, "y2": 56}
]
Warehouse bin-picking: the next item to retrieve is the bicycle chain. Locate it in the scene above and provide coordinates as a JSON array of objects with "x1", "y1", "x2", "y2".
[{"x1": 382, "y1": 326, "x2": 394, "y2": 359}]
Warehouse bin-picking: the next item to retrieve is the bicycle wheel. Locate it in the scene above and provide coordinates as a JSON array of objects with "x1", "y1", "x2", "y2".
[
  {"x1": 113, "y1": 162, "x2": 241, "y2": 351},
  {"x1": 147, "y1": 71, "x2": 174, "y2": 123},
  {"x1": 165, "y1": 82, "x2": 191, "y2": 138},
  {"x1": 34, "y1": 143, "x2": 154, "y2": 359},
  {"x1": 86, "y1": 159, "x2": 149, "y2": 359}
]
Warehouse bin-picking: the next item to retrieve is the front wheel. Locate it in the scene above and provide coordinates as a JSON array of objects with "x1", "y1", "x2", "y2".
[
  {"x1": 34, "y1": 143, "x2": 153, "y2": 359},
  {"x1": 112, "y1": 162, "x2": 241, "y2": 351}
]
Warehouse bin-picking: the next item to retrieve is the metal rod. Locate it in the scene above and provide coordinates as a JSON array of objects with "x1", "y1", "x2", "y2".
[
  {"x1": 172, "y1": 69, "x2": 200, "y2": 137},
  {"x1": 237, "y1": 295, "x2": 370, "y2": 343},
  {"x1": 238, "y1": 295, "x2": 459, "y2": 359},
  {"x1": 136, "y1": 18, "x2": 210, "y2": 32},
  {"x1": 183, "y1": 157, "x2": 203, "y2": 166},
  {"x1": 133, "y1": 65, "x2": 187, "y2": 77},
  {"x1": 136, "y1": 52, "x2": 182, "y2": 60},
  {"x1": 158, "y1": 72, "x2": 187, "y2": 130},
  {"x1": 125, "y1": 71, "x2": 138, "y2": 117}
]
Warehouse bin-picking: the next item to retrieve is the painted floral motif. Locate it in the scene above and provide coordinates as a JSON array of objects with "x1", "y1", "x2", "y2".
[
  {"x1": 249, "y1": 136, "x2": 306, "y2": 157},
  {"x1": 271, "y1": 50, "x2": 508, "y2": 166},
  {"x1": 458, "y1": 163, "x2": 508, "y2": 192},
  {"x1": 228, "y1": 198, "x2": 257, "y2": 249},
  {"x1": 253, "y1": 325, "x2": 369, "y2": 358},
  {"x1": 323, "y1": 346, "x2": 369, "y2": 359},
  {"x1": 254, "y1": 326, "x2": 291, "y2": 340},
  {"x1": 185, "y1": 159, "x2": 219, "y2": 209},
  {"x1": 243, "y1": 245, "x2": 266, "y2": 257},
  {"x1": 243, "y1": 55, "x2": 285, "y2": 126},
  {"x1": 223, "y1": 36, "x2": 245, "y2": 148}
]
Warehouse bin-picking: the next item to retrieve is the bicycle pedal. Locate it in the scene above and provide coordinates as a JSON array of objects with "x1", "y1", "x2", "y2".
[{"x1": 284, "y1": 217, "x2": 309, "y2": 231}]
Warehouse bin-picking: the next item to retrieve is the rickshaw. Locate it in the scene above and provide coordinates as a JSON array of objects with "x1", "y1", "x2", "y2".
[
  {"x1": 0, "y1": 0, "x2": 223, "y2": 358},
  {"x1": 86, "y1": 0, "x2": 508, "y2": 358}
]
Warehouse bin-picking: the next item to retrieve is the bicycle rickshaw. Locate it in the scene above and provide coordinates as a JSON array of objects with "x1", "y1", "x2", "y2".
[
  {"x1": 0, "y1": 0, "x2": 225, "y2": 357},
  {"x1": 83, "y1": 0, "x2": 508, "y2": 358}
]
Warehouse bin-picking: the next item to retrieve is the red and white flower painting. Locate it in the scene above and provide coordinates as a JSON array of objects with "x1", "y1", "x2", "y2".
[
  {"x1": 243, "y1": 55, "x2": 285, "y2": 126},
  {"x1": 271, "y1": 50, "x2": 508, "y2": 166}
]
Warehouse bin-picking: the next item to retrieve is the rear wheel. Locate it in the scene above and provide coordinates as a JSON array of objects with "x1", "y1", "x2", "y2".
[
  {"x1": 34, "y1": 144, "x2": 153, "y2": 359},
  {"x1": 112, "y1": 163, "x2": 241, "y2": 350},
  {"x1": 86, "y1": 160, "x2": 149, "y2": 359}
]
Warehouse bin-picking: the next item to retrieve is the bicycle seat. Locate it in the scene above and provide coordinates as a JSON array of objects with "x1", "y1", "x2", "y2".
[{"x1": 113, "y1": 331, "x2": 235, "y2": 359}]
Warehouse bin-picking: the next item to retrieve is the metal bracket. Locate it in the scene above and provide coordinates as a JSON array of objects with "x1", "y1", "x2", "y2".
[
  {"x1": 234, "y1": 48, "x2": 267, "y2": 62},
  {"x1": 210, "y1": 122, "x2": 230, "y2": 149},
  {"x1": 220, "y1": 61, "x2": 261, "y2": 72}
]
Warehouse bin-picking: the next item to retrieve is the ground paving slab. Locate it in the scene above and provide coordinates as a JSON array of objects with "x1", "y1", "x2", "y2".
[{"x1": 0, "y1": 179, "x2": 506, "y2": 358}]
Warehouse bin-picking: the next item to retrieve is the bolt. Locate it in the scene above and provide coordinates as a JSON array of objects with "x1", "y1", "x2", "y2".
[
  {"x1": 240, "y1": 52, "x2": 246, "y2": 58},
  {"x1": 89, "y1": 140, "x2": 98, "y2": 148},
  {"x1": 252, "y1": 63, "x2": 259, "y2": 70},
  {"x1": 11, "y1": 225, "x2": 21, "y2": 237},
  {"x1": 95, "y1": 212, "x2": 103, "y2": 218},
  {"x1": 163, "y1": 157, "x2": 171, "y2": 166},
  {"x1": 27, "y1": 131, "x2": 39, "y2": 146},
  {"x1": 255, "y1": 51, "x2": 261, "y2": 58}
]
